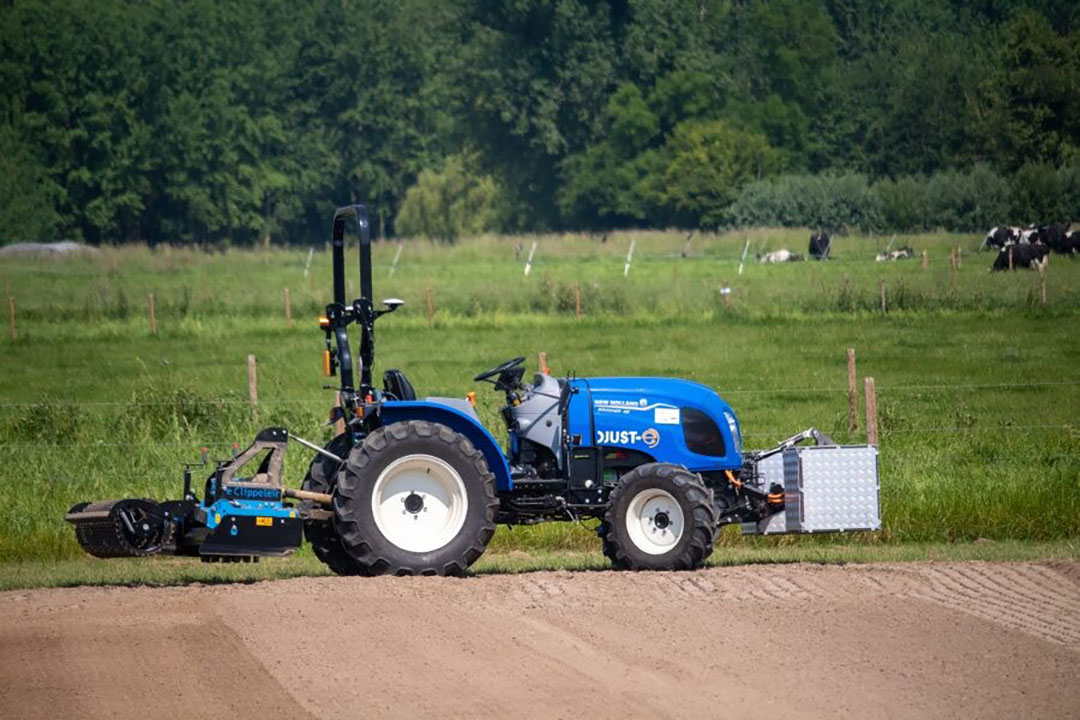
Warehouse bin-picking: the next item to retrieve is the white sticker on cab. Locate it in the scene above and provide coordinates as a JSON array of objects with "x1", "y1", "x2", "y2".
[{"x1": 654, "y1": 407, "x2": 680, "y2": 425}]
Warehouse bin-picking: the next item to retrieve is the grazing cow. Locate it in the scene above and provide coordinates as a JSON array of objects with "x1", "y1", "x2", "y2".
[
  {"x1": 990, "y1": 243, "x2": 1048, "y2": 271},
  {"x1": 758, "y1": 249, "x2": 803, "y2": 263},
  {"x1": 876, "y1": 246, "x2": 914, "y2": 262},
  {"x1": 808, "y1": 231, "x2": 830, "y2": 260},
  {"x1": 1019, "y1": 225, "x2": 1041, "y2": 244},
  {"x1": 983, "y1": 226, "x2": 1020, "y2": 250},
  {"x1": 1039, "y1": 222, "x2": 1072, "y2": 253},
  {"x1": 1063, "y1": 230, "x2": 1080, "y2": 255}
]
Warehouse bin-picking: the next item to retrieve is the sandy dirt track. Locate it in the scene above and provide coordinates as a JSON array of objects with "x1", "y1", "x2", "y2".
[{"x1": 1, "y1": 561, "x2": 1078, "y2": 719}]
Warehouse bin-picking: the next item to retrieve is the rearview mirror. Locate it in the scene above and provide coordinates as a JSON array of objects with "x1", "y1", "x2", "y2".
[{"x1": 382, "y1": 298, "x2": 404, "y2": 311}]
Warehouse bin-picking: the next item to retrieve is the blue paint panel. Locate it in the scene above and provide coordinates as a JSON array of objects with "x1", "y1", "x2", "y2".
[
  {"x1": 206, "y1": 499, "x2": 295, "y2": 529},
  {"x1": 378, "y1": 401, "x2": 514, "y2": 491},
  {"x1": 581, "y1": 377, "x2": 743, "y2": 472}
]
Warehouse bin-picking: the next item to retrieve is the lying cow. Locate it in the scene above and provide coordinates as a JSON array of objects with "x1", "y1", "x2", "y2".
[
  {"x1": 983, "y1": 226, "x2": 1020, "y2": 250},
  {"x1": 758, "y1": 249, "x2": 803, "y2": 263},
  {"x1": 990, "y1": 243, "x2": 1048, "y2": 271},
  {"x1": 809, "y1": 231, "x2": 830, "y2": 260},
  {"x1": 876, "y1": 246, "x2": 914, "y2": 262}
]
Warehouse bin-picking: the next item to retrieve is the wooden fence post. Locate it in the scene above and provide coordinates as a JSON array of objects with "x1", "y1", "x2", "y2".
[
  {"x1": 956, "y1": 247, "x2": 962, "y2": 269},
  {"x1": 538, "y1": 352, "x2": 550, "y2": 375},
  {"x1": 7, "y1": 297, "x2": 14, "y2": 342},
  {"x1": 148, "y1": 293, "x2": 157, "y2": 335},
  {"x1": 247, "y1": 355, "x2": 259, "y2": 407},
  {"x1": 865, "y1": 377, "x2": 878, "y2": 445},
  {"x1": 574, "y1": 284, "x2": 582, "y2": 320},
  {"x1": 424, "y1": 285, "x2": 434, "y2": 326},
  {"x1": 283, "y1": 287, "x2": 292, "y2": 326},
  {"x1": 1039, "y1": 264, "x2": 1047, "y2": 306},
  {"x1": 847, "y1": 348, "x2": 857, "y2": 432},
  {"x1": 921, "y1": 250, "x2": 928, "y2": 270},
  {"x1": 878, "y1": 278, "x2": 887, "y2": 313},
  {"x1": 738, "y1": 237, "x2": 750, "y2": 276},
  {"x1": 623, "y1": 238, "x2": 636, "y2": 277},
  {"x1": 721, "y1": 283, "x2": 731, "y2": 308},
  {"x1": 949, "y1": 249, "x2": 957, "y2": 290},
  {"x1": 1008, "y1": 246, "x2": 1014, "y2": 271}
]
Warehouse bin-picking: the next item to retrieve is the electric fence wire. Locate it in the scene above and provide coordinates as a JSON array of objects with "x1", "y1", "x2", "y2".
[{"x1": 0, "y1": 379, "x2": 1077, "y2": 408}]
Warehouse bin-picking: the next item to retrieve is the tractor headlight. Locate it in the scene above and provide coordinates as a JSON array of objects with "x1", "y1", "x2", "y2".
[{"x1": 724, "y1": 411, "x2": 741, "y2": 454}]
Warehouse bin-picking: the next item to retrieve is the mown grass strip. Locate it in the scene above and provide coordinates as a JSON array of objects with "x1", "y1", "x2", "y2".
[{"x1": 2, "y1": 540, "x2": 1075, "y2": 591}]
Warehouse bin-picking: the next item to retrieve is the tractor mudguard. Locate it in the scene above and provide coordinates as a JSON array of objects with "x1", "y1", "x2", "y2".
[{"x1": 378, "y1": 401, "x2": 513, "y2": 491}]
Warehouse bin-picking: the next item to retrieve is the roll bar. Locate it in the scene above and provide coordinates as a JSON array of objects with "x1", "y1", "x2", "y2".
[{"x1": 325, "y1": 205, "x2": 374, "y2": 401}]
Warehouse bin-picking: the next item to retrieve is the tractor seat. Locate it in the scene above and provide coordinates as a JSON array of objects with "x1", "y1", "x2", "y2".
[{"x1": 383, "y1": 369, "x2": 417, "y2": 401}]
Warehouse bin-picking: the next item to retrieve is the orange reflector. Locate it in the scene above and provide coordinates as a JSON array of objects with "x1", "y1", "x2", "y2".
[
  {"x1": 318, "y1": 316, "x2": 330, "y2": 328},
  {"x1": 321, "y1": 350, "x2": 332, "y2": 376},
  {"x1": 466, "y1": 391, "x2": 476, "y2": 406}
]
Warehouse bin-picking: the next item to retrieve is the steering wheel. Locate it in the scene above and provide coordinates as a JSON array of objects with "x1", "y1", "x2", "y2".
[{"x1": 473, "y1": 356, "x2": 526, "y2": 383}]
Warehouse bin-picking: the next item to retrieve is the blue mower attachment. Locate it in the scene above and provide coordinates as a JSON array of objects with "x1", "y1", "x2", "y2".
[{"x1": 65, "y1": 428, "x2": 334, "y2": 562}]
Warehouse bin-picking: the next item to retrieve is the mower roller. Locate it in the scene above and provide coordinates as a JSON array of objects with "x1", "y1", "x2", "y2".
[{"x1": 67, "y1": 205, "x2": 880, "y2": 573}]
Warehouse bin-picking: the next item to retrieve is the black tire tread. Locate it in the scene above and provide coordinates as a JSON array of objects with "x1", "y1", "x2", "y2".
[
  {"x1": 301, "y1": 435, "x2": 366, "y2": 576},
  {"x1": 334, "y1": 420, "x2": 498, "y2": 577},
  {"x1": 601, "y1": 463, "x2": 716, "y2": 571}
]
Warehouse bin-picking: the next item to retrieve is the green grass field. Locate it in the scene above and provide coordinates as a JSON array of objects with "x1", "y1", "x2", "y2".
[{"x1": 1, "y1": 227, "x2": 1078, "y2": 584}]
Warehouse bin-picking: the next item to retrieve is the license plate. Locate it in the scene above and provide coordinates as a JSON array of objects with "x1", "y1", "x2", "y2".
[{"x1": 255, "y1": 516, "x2": 273, "y2": 527}]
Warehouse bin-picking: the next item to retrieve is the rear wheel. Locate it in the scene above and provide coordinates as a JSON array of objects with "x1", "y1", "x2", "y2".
[
  {"x1": 301, "y1": 434, "x2": 363, "y2": 576},
  {"x1": 334, "y1": 421, "x2": 498, "y2": 576},
  {"x1": 601, "y1": 464, "x2": 716, "y2": 571}
]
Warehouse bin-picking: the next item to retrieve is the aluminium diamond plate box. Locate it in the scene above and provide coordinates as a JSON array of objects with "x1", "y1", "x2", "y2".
[{"x1": 741, "y1": 445, "x2": 880, "y2": 535}]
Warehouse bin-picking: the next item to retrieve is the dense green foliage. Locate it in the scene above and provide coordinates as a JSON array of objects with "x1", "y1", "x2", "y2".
[
  {"x1": 729, "y1": 165, "x2": 1080, "y2": 232},
  {"x1": 2, "y1": 1, "x2": 1078, "y2": 243}
]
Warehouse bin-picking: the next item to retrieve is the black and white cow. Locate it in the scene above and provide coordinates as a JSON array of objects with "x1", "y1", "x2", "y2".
[
  {"x1": 809, "y1": 231, "x2": 830, "y2": 260},
  {"x1": 758, "y1": 249, "x2": 803, "y2": 263},
  {"x1": 876, "y1": 245, "x2": 914, "y2": 262},
  {"x1": 990, "y1": 243, "x2": 1049, "y2": 271},
  {"x1": 1038, "y1": 222, "x2": 1072, "y2": 254},
  {"x1": 1063, "y1": 230, "x2": 1080, "y2": 255},
  {"x1": 1019, "y1": 224, "x2": 1042, "y2": 244},
  {"x1": 983, "y1": 226, "x2": 1020, "y2": 250}
]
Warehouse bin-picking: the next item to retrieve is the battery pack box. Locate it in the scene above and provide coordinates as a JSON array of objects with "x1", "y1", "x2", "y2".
[{"x1": 741, "y1": 445, "x2": 880, "y2": 535}]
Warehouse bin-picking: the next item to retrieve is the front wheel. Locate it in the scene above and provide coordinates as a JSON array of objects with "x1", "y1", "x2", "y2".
[
  {"x1": 334, "y1": 421, "x2": 498, "y2": 576},
  {"x1": 601, "y1": 464, "x2": 716, "y2": 571}
]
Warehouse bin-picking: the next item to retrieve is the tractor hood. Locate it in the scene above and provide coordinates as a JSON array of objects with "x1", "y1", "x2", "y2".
[{"x1": 567, "y1": 377, "x2": 743, "y2": 472}]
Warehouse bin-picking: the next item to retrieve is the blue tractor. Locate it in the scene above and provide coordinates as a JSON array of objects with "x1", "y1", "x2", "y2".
[{"x1": 67, "y1": 206, "x2": 879, "y2": 574}]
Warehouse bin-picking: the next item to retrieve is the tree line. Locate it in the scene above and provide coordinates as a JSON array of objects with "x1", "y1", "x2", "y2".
[{"x1": 1, "y1": 0, "x2": 1077, "y2": 245}]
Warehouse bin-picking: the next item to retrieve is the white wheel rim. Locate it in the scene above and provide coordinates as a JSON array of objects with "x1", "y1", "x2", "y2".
[
  {"x1": 625, "y1": 488, "x2": 685, "y2": 555},
  {"x1": 371, "y1": 454, "x2": 468, "y2": 553}
]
